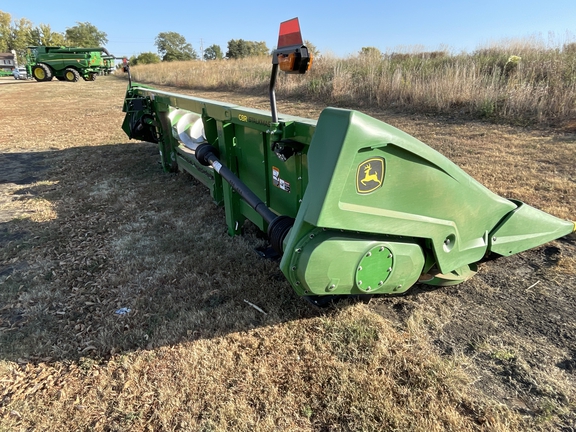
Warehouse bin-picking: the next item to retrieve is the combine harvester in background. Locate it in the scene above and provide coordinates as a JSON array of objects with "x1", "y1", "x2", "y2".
[
  {"x1": 27, "y1": 46, "x2": 116, "y2": 82},
  {"x1": 121, "y1": 19, "x2": 574, "y2": 305}
]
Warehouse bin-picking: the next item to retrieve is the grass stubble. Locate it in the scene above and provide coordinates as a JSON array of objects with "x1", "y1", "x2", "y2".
[{"x1": 0, "y1": 71, "x2": 574, "y2": 431}]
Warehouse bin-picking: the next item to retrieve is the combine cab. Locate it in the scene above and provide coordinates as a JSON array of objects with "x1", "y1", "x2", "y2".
[
  {"x1": 27, "y1": 46, "x2": 115, "y2": 82},
  {"x1": 121, "y1": 19, "x2": 574, "y2": 305}
]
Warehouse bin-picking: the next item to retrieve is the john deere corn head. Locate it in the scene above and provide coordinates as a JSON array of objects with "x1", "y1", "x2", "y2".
[{"x1": 121, "y1": 19, "x2": 574, "y2": 304}]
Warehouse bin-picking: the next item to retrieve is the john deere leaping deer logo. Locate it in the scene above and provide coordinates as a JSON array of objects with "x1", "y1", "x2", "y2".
[{"x1": 356, "y1": 158, "x2": 385, "y2": 194}]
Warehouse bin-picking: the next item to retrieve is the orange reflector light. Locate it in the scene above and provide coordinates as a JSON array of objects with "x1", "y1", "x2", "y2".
[
  {"x1": 279, "y1": 51, "x2": 313, "y2": 74},
  {"x1": 307, "y1": 55, "x2": 314, "y2": 71},
  {"x1": 279, "y1": 52, "x2": 296, "y2": 72}
]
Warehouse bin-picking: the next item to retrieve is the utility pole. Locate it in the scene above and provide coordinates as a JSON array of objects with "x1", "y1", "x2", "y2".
[{"x1": 200, "y1": 38, "x2": 204, "y2": 61}]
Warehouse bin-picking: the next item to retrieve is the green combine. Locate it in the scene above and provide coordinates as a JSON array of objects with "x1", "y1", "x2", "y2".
[
  {"x1": 27, "y1": 46, "x2": 115, "y2": 82},
  {"x1": 121, "y1": 18, "x2": 574, "y2": 305}
]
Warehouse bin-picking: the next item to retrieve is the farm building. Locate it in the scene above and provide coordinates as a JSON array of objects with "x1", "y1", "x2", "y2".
[{"x1": 0, "y1": 52, "x2": 16, "y2": 73}]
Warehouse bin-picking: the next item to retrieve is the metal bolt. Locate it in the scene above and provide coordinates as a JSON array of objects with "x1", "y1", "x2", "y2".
[
  {"x1": 379, "y1": 246, "x2": 385, "y2": 252},
  {"x1": 444, "y1": 238, "x2": 451, "y2": 245},
  {"x1": 295, "y1": 248, "x2": 302, "y2": 253},
  {"x1": 328, "y1": 284, "x2": 336, "y2": 291},
  {"x1": 378, "y1": 281, "x2": 384, "y2": 286},
  {"x1": 309, "y1": 234, "x2": 315, "y2": 239},
  {"x1": 295, "y1": 281, "x2": 300, "y2": 285},
  {"x1": 366, "y1": 287, "x2": 371, "y2": 291},
  {"x1": 358, "y1": 266, "x2": 363, "y2": 271},
  {"x1": 388, "y1": 253, "x2": 393, "y2": 258},
  {"x1": 366, "y1": 252, "x2": 372, "y2": 257},
  {"x1": 358, "y1": 280, "x2": 363, "y2": 285},
  {"x1": 291, "y1": 266, "x2": 296, "y2": 271},
  {"x1": 387, "y1": 267, "x2": 392, "y2": 272},
  {"x1": 493, "y1": 237, "x2": 497, "y2": 242}
]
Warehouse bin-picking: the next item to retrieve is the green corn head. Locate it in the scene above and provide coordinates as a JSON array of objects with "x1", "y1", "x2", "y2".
[{"x1": 121, "y1": 19, "x2": 574, "y2": 303}]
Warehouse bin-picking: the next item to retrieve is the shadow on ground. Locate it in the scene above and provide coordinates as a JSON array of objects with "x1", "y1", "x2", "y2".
[{"x1": 0, "y1": 143, "x2": 328, "y2": 365}]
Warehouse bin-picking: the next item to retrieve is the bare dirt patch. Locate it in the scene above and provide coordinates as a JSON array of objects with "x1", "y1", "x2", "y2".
[{"x1": 0, "y1": 75, "x2": 575, "y2": 430}]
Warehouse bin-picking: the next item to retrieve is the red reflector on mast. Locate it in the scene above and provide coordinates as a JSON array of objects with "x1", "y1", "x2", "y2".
[{"x1": 278, "y1": 18, "x2": 303, "y2": 48}]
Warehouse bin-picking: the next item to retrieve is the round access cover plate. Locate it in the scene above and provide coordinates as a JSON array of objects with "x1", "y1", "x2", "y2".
[{"x1": 355, "y1": 245, "x2": 393, "y2": 292}]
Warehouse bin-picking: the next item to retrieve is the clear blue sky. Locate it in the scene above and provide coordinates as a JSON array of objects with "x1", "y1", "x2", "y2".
[{"x1": 4, "y1": 1, "x2": 576, "y2": 58}]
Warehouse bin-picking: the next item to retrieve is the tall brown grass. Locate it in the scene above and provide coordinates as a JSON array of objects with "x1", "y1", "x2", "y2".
[{"x1": 126, "y1": 37, "x2": 576, "y2": 125}]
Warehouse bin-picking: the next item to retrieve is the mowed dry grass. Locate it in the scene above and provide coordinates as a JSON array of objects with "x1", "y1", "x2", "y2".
[{"x1": 0, "y1": 75, "x2": 575, "y2": 431}]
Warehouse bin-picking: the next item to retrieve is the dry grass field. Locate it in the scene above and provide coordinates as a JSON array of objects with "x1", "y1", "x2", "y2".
[{"x1": 0, "y1": 74, "x2": 575, "y2": 431}]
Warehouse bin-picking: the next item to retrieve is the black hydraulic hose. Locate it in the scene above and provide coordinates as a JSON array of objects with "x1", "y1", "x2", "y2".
[{"x1": 195, "y1": 144, "x2": 277, "y2": 225}]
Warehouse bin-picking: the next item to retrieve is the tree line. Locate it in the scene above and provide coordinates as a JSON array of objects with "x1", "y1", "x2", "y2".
[
  {"x1": 0, "y1": 10, "x2": 280, "y2": 66},
  {"x1": 0, "y1": 11, "x2": 107, "y2": 62},
  {"x1": 130, "y1": 33, "x2": 272, "y2": 65}
]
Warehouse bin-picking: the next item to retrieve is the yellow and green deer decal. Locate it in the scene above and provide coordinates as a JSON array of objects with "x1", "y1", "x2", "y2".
[{"x1": 356, "y1": 158, "x2": 384, "y2": 194}]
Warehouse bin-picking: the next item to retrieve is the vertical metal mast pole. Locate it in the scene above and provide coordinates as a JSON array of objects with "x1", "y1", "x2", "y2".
[{"x1": 269, "y1": 61, "x2": 279, "y2": 123}]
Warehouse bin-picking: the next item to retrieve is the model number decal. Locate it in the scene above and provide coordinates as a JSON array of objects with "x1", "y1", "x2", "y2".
[{"x1": 237, "y1": 114, "x2": 270, "y2": 127}]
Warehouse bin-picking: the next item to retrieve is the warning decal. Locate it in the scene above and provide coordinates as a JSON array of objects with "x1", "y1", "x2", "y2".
[{"x1": 272, "y1": 166, "x2": 291, "y2": 193}]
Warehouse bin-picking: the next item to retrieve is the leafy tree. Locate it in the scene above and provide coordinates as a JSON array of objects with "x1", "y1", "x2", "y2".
[
  {"x1": 226, "y1": 39, "x2": 248, "y2": 59},
  {"x1": 226, "y1": 39, "x2": 269, "y2": 59},
  {"x1": 7, "y1": 17, "x2": 34, "y2": 62},
  {"x1": 359, "y1": 47, "x2": 382, "y2": 58},
  {"x1": 0, "y1": 11, "x2": 11, "y2": 52},
  {"x1": 129, "y1": 52, "x2": 161, "y2": 65},
  {"x1": 155, "y1": 32, "x2": 197, "y2": 61},
  {"x1": 250, "y1": 41, "x2": 269, "y2": 56},
  {"x1": 65, "y1": 22, "x2": 108, "y2": 47},
  {"x1": 304, "y1": 40, "x2": 319, "y2": 57},
  {"x1": 204, "y1": 44, "x2": 223, "y2": 60},
  {"x1": 29, "y1": 24, "x2": 65, "y2": 46}
]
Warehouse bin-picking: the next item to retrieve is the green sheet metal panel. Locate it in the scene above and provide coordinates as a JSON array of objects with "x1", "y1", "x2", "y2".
[{"x1": 283, "y1": 107, "x2": 518, "y2": 274}]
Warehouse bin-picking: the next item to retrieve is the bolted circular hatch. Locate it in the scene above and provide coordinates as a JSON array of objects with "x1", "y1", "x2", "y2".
[{"x1": 355, "y1": 245, "x2": 394, "y2": 292}]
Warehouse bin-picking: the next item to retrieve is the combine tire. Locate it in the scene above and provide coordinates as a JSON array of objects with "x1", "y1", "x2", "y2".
[
  {"x1": 63, "y1": 68, "x2": 80, "y2": 82},
  {"x1": 82, "y1": 73, "x2": 97, "y2": 82},
  {"x1": 32, "y1": 64, "x2": 53, "y2": 82}
]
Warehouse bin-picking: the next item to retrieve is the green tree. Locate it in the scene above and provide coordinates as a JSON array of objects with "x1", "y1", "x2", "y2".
[
  {"x1": 29, "y1": 24, "x2": 65, "y2": 46},
  {"x1": 0, "y1": 11, "x2": 11, "y2": 53},
  {"x1": 359, "y1": 47, "x2": 382, "y2": 59},
  {"x1": 204, "y1": 44, "x2": 223, "y2": 60},
  {"x1": 65, "y1": 22, "x2": 108, "y2": 47},
  {"x1": 130, "y1": 52, "x2": 161, "y2": 65},
  {"x1": 8, "y1": 17, "x2": 34, "y2": 62},
  {"x1": 304, "y1": 39, "x2": 319, "y2": 57},
  {"x1": 226, "y1": 39, "x2": 269, "y2": 59},
  {"x1": 155, "y1": 32, "x2": 197, "y2": 62},
  {"x1": 249, "y1": 41, "x2": 269, "y2": 56}
]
